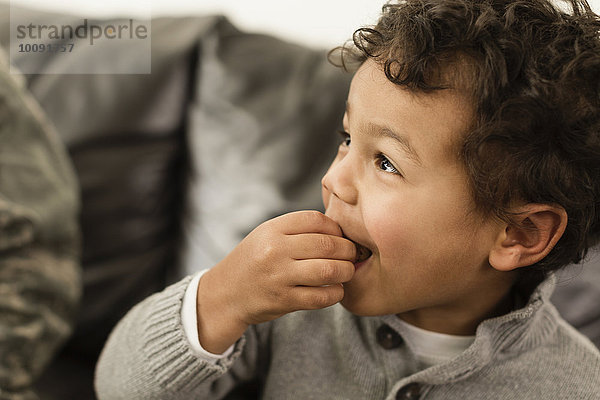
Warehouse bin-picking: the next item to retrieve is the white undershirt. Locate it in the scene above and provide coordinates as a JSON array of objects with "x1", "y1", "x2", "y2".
[
  {"x1": 394, "y1": 317, "x2": 475, "y2": 368},
  {"x1": 182, "y1": 271, "x2": 475, "y2": 367}
]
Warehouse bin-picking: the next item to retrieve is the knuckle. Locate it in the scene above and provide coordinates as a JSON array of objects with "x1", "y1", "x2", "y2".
[
  {"x1": 320, "y1": 261, "x2": 341, "y2": 282},
  {"x1": 318, "y1": 235, "x2": 336, "y2": 254},
  {"x1": 261, "y1": 241, "x2": 280, "y2": 261},
  {"x1": 310, "y1": 287, "x2": 344, "y2": 309},
  {"x1": 324, "y1": 287, "x2": 344, "y2": 307},
  {"x1": 309, "y1": 291, "x2": 332, "y2": 308},
  {"x1": 340, "y1": 261, "x2": 355, "y2": 281}
]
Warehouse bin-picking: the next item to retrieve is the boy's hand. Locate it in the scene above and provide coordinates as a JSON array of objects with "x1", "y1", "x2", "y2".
[{"x1": 196, "y1": 211, "x2": 357, "y2": 354}]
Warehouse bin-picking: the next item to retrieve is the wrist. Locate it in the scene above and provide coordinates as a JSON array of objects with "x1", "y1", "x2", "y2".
[{"x1": 196, "y1": 266, "x2": 249, "y2": 354}]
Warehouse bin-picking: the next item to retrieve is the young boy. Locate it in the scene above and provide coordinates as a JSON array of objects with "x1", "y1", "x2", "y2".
[{"x1": 95, "y1": 0, "x2": 600, "y2": 398}]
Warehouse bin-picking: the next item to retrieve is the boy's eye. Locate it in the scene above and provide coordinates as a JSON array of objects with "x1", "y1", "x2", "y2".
[
  {"x1": 337, "y1": 130, "x2": 351, "y2": 147},
  {"x1": 376, "y1": 154, "x2": 400, "y2": 175}
]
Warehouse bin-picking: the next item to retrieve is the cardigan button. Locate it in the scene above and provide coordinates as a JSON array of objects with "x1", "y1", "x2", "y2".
[
  {"x1": 376, "y1": 324, "x2": 403, "y2": 349},
  {"x1": 395, "y1": 382, "x2": 422, "y2": 400}
]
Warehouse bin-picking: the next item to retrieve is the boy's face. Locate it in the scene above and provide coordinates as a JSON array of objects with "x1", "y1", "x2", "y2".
[{"x1": 322, "y1": 60, "x2": 509, "y2": 332}]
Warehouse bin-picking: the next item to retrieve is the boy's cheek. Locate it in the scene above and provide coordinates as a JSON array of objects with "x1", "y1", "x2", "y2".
[
  {"x1": 366, "y1": 206, "x2": 430, "y2": 262},
  {"x1": 365, "y1": 212, "x2": 407, "y2": 257}
]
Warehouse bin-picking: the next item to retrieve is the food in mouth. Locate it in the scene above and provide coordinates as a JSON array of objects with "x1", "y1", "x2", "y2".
[{"x1": 354, "y1": 242, "x2": 373, "y2": 264}]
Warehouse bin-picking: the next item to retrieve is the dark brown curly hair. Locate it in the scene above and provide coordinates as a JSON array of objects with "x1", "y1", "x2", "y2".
[{"x1": 331, "y1": 0, "x2": 600, "y2": 283}]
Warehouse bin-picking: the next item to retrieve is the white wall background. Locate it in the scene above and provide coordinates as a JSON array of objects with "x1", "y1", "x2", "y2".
[{"x1": 5, "y1": 0, "x2": 600, "y2": 49}]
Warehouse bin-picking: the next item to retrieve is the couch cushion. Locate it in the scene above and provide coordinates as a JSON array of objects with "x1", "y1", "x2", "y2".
[{"x1": 182, "y1": 18, "x2": 351, "y2": 275}]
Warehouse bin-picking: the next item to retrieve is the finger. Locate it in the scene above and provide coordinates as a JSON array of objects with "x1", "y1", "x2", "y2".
[
  {"x1": 290, "y1": 284, "x2": 345, "y2": 310},
  {"x1": 289, "y1": 259, "x2": 355, "y2": 286},
  {"x1": 287, "y1": 234, "x2": 357, "y2": 261},
  {"x1": 272, "y1": 210, "x2": 343, "y2": 237}
]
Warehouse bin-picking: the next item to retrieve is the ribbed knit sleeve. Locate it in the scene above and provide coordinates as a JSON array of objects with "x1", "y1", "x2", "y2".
[{"x1": 94, "y1": 276, "x2": 249, "y2": 400}]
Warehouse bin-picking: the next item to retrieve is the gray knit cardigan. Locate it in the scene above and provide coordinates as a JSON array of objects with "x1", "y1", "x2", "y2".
[{"x1": 95, "y1": 275, "x2": 600, "y2": 399}]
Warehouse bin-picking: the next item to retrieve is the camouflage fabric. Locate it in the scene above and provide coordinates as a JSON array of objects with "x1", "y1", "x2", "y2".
[{"x1": 0, "y1": 50, "x2": 81, "y2": 400}]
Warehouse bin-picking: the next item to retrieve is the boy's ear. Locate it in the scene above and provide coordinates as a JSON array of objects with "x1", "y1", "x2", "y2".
[{"x1": 489, "y1": 204, "x2": 568, "y2": 272}]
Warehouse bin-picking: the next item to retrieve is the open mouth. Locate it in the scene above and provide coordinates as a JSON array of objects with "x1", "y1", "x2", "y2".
[
  {"x1": 336, "y1": 225, "x2": 373, "y2": 265},
  {"x1": 353, "y1": 242, "x2": 373, "y2": 264}
]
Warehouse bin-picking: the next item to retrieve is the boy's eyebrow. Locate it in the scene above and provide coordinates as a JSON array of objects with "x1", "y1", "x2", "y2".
[
  {"x1": 366, "y1": 123, "x2": 423, "y2": 166},
  {"x1": 346, "y1": 102, "x2": 423, "y2": 166}
]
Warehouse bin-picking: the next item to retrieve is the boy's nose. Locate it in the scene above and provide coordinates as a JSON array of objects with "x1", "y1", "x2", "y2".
[{"x1": 321, "y1": 155, "x2": 359, "y2": 206}]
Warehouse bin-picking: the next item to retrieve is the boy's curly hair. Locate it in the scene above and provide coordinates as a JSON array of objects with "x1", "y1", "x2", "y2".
[{"x1": 331, "y1": 0, "x2": 600, "y2": 283}]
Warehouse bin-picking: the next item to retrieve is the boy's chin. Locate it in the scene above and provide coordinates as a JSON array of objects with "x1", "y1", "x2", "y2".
[{"x1": 339, "y1": 294, "x2": 394, "y2": 317}]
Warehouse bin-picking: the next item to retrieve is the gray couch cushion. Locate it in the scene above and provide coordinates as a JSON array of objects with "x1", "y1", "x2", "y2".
[{"x1": 182, "y1": 18, "x2": 350, "y2": 275}]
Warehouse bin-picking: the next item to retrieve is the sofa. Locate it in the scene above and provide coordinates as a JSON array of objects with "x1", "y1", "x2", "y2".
[{"x1": 0, "y1": 5, "x2": 598, "y2": 399}]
